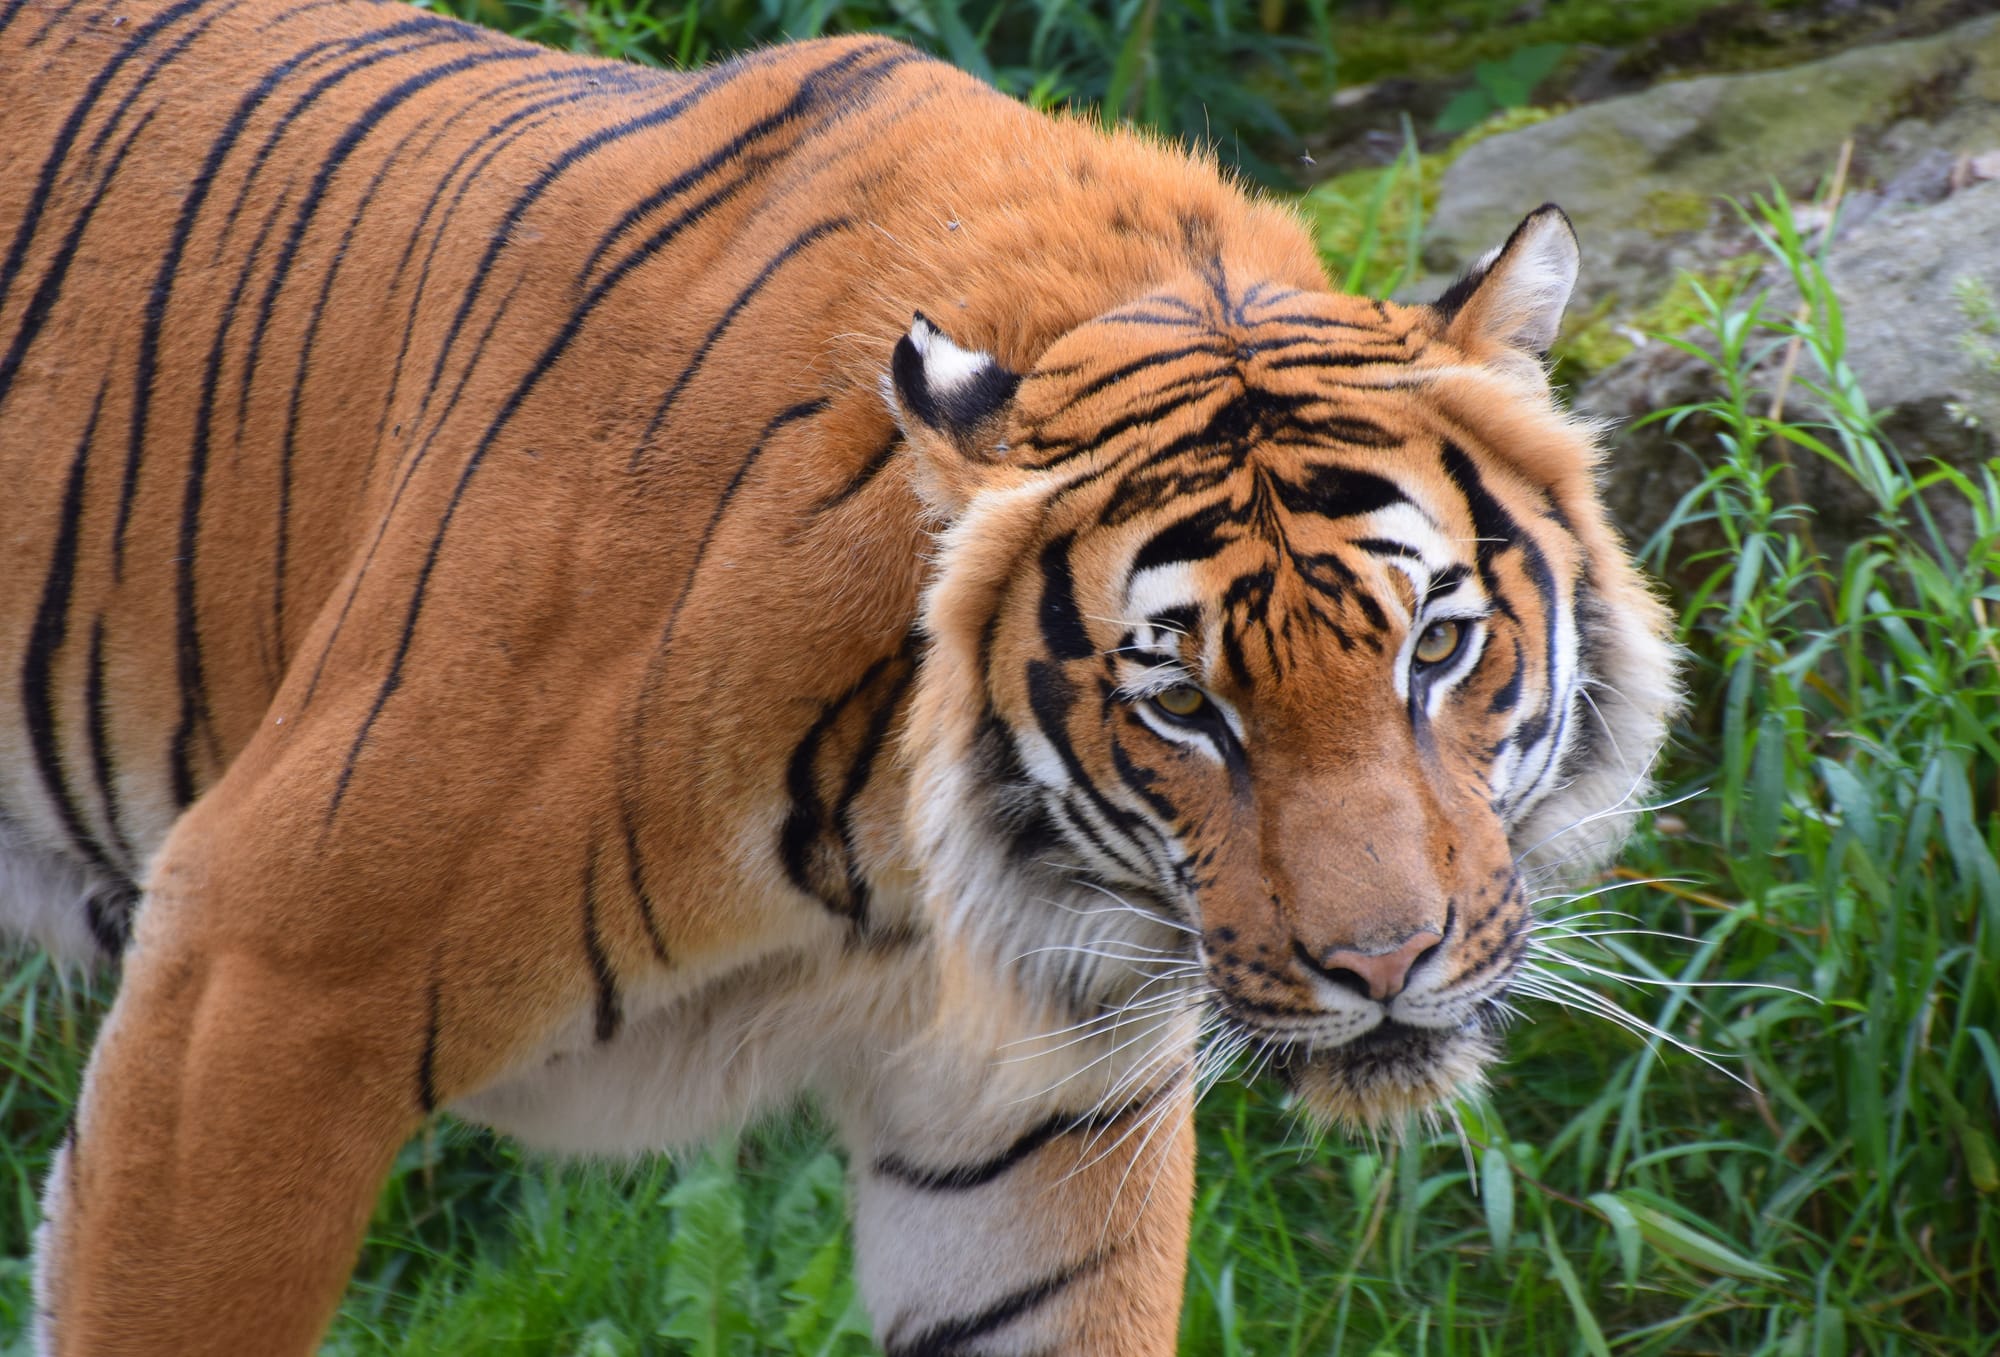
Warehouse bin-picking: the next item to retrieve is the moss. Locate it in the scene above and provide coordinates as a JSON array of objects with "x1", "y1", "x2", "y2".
[
  {"x1": 1642, "y1": 189, "x2": 1715, "y2": 236},
  {"x1": 1446, "y1": 102, "x2": 1565, "y2": 155},
  {"x1": 1325, "y1": 0, "x2": 1731, "y2": 86},
  {"x1": 1952, "y1": 277, "x2": 2000, "y2": 383}
]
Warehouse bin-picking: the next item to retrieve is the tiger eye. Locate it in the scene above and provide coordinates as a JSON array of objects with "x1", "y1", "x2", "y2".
[
  {"x1": 1414, "y1": 619, "x2": 1463, "y2": 666},
  {"x1": 1152, "y1": 685, "x2": 1208, "y2": 718}
]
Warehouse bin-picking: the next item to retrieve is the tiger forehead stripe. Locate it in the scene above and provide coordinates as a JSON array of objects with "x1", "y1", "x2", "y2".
[{"x1": 1012, "y1": 285, "x2": 1427, "y2": 470}]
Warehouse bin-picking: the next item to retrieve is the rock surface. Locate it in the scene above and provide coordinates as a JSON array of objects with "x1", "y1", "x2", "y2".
[
  {"x1": 1409, "y1": 14, "x2": 2000, "y2": 571},
  {"x1": 1574, "y1": 178, "x2": 2000, "y2": 570},
  {"x1": 1421, "y1": 13, "x2": 2000, "y2": 316}
]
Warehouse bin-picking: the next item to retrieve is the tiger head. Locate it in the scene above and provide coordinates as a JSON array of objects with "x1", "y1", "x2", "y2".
[{"x1": 892, "y1": 207, "x2": 1678, "y2": 1130}]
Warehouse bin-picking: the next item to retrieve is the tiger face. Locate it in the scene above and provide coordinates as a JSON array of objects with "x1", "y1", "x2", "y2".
[{"x1": 897, "y1": 208, "x2": 1678, "y2": 1129}]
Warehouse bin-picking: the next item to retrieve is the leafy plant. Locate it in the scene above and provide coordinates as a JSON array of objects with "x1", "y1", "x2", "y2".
[
  {"x1": 1434, "y1": 43, "x2": 1566, "y2": 134},
  {"x1": 414, "y1": 0, "x2": 1337, "y2": 183}
]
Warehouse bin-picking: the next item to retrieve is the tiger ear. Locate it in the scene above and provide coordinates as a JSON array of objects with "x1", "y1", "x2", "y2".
[
  {"x1": 1431, "y1": 204, "x2": 1579, "y2": 372},
  {"x1": 886, "y1": 312, "x2": 1021, "y2": 516}
]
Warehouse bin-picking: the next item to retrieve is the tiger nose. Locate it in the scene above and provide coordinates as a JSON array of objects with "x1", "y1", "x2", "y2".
[{"x1": 1293, "y1": 929, "x2": 1444, "y2": 1002}]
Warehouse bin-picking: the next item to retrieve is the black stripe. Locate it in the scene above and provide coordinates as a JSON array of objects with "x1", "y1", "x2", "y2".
[
  {"x1": 0, "y1": 0, "x2": 210, "y2": 329},
  {"x1": 884, "y1": 1253, "x2": 1108, "y2": 1357},
  {"x1": 1105, "y1": 294, "x2": 1205, "y2": 322},
  {"x1": 82, "y1": 884, "x2": 134, "y2": 957},
  {"x1": 273, "y1": 93, "x2": 483, "y2": 653},
  {"x1": 373, "y1": 70, "x2": 634, "y2": 441},
  {"x1": 832, "y1": 653, "x2": 916, "y2": 919},
  {"x1": 575, "y1": 46, "x2": 902, "y2": 288},
  {"x1": 1023, "y1": 661, "x2": 1159, "y2": 884},
  {"x1": 1261, "y1": 348, "x2": 1415, "y2": 371},
  {"x1": 628, "y1": 216, "x2": 858, "y2": 468},
  {"x1": 779, "y1": 647, "x2": 915, "y2": 923},
  {"x1": 416, "y1": 975, "x2": 441, "y2": 1113},
  {"x1": 229, "y1": 45, "x2": 539, "y2": 465},
  {"x1": 580, "y1": 856, "x2": 621, "y2": 1043},
  {"x1": 408, "y1": 41, "x2": 839, "y2": 427},
  {"x1": 1058, "y1": 340, "x2": 1228, "y2": 410},
  {"x1": 119, "y1": 23, "x2": 471, "y2": 570},
  {"x1": 331, "y1": 202, "x2": 842, "y2": 818},
  {"x1": 132, "y1": 23, "x2": 399, "y2": 605},
  {"x1": 1037, "y1": 535, "x2": 1093, "y2": 662},
  {"x1": 1489, "y1": 639, "x2": 1524, "y2": 714},
  {"x1": 1131, "y1": 500, "x2": 1234, "y2": 575},
  {"x1": 873, "y1": 1084, "x2": 1171, "y2": 1192},
  {"x1": 217, "y1": 18, "x2": 472, "y2": 243},
  {"x1": 21, "y1": 382, "x2": 118, "y2": 875},
  {"x1": 812, "y1": 432, "x2": 901, "y2": 513},
  {"x1": 1016, "y1": 368, "x2": 1231, "y2": 469},
  {"x1": 1439, "y1": 437, "x2": 1570, "y2": 809},
  {"x1": 84, "y1": 618, "x2": 136, "y2": 870},
  {"x1": 0, "y1": 102, "x2": 160, "y2": 414},
  {"x1": 1239, "y1": 310, "x2": 1395, "y2": 333},
  {"x1": 1110, "y1": 733, "x2": 1179, "y2": 823},
  {"x1": 325, "y1": 52, "x2": 889, "y2": 814},
  {"x1": 1047, "y1": 792, "x2": 1153, "y2": 886},
  {"x1": 390, "y1": 77, "x2": 743, "y2": 460},
  {"x1": 300, "y1": 272, "x2": 525, "y2": 711},
  {"x1": 620, "y1": 807, "x2": 670, "y2": 963}
]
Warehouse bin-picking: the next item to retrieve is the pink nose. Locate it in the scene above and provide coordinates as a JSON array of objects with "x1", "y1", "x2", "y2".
[{"x1": 1297, "y1": 929, "x2": 1444, "y2": 1002}]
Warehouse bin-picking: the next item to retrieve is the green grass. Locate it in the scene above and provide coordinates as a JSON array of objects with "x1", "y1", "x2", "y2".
[
  {"x1": 6, "y1": 29, "x2": 1999, "y2": 1357},
  {"x1": 414, "y1": 0, "x2": 1336, "y2": 183}
]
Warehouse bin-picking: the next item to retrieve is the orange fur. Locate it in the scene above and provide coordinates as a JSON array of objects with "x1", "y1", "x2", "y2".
[{"x1": 0, "y1": 2, "x2": 1674, "y2": 1351}]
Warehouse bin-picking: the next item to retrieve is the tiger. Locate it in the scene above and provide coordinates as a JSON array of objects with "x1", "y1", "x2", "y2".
[{"x1": 0, "y1": 0, "x2": 1679, "y2": 1350}]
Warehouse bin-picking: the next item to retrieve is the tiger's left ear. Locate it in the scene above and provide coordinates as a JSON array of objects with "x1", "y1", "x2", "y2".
[
  {"x1": 887, "y1": 312, "x2": 1021, "y2": 516},
  {"x1": 1431, "y1": 204, "x2": 1579, "y2": 375}
]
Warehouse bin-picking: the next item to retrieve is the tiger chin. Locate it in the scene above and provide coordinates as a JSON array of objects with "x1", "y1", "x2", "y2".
[{"x1": 2, "y1": 2, "x2": 1678, "y2": 1353}]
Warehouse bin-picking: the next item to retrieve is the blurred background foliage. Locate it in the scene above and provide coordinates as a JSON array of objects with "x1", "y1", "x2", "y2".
[{"x1": 5, "y1": 1, "x2": 1998, "y2": 1354}]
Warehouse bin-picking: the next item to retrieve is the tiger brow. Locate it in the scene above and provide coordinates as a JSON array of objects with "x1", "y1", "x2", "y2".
[{"x1": 1423, "y1": 563, "x2": 1474, "y2": 603}]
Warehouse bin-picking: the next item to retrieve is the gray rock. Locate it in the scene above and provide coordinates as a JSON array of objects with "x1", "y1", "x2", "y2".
[
  {"x1": 1574, "y1": 179, "x2": 2000, "y2": 571},
  {"x1": 1420, "y1": 14, "x2": 2000, "y2": 318}
]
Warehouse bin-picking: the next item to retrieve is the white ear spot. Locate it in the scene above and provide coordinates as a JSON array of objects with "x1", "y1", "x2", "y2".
[
  {"x1": 888, "y1": 311, "x2": 1019, "y2": 438},
  {"x1": 906, "y1": 315, "x2": 992, "y2": 396}
]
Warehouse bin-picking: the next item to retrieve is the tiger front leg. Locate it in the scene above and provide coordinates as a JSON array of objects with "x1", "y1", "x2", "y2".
[
  {"x1": 30, "y1": 785, "x2": 456, "y2": 1357},
  {"x1": 36, "y1": 929, "x2": 427, "y2": 1355},
  {"x1": 843, "y1": 1049, "x2": 1197, "y2": 1357}
]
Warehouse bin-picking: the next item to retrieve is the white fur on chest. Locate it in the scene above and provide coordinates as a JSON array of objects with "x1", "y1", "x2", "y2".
[{"x1": 454, "y1": 934, "x2": 938, "y2": 1156}]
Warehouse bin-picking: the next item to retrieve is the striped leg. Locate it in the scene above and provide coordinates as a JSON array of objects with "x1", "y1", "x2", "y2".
[{"x1": 848, "y1": 1076, "x2": 1196, "y2": 1357}]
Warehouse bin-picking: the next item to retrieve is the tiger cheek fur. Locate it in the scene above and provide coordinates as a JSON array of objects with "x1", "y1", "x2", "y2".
[{"x1": 2, "y1": 0, "x2": 1678, "y2": 1348}]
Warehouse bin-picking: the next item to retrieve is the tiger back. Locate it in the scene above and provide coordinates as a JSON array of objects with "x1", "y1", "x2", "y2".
[{"x1": 0, "y1": 0, "x2": 1677, "y2": 1351}]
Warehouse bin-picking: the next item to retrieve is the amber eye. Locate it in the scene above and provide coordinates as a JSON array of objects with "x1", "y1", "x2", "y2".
[
  {"x1": 1413, "y1": 619, "x2": 1464, "y2": 667},
  {"x1": 1151, "y1": 684, "x2": 1209, "y2": 719}
]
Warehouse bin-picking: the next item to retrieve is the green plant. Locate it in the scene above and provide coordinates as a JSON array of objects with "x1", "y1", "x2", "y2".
[
  {"x1": 412, "y1": 0, "x2": 1335, "y2": 183},
  {"x1": 1955, "y1": 275, "x2": 2000, "y2": 384},
  {"x1": 1434, "y1": 43, "x2": 1566, "y2": 134},
  {"x1": 1297, "y1": 115, "x2": 1427, "y2": 298}
]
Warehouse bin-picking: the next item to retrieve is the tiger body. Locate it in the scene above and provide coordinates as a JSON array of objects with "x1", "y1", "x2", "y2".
[{"x1": 0, "y1": 0, "x2": 1677, "y2": 1351}]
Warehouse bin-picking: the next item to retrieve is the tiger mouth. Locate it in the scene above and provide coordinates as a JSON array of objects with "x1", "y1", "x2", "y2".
[{"x1": 1265, "y1": 1007, "x2": 1504, "y2": 1132}]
